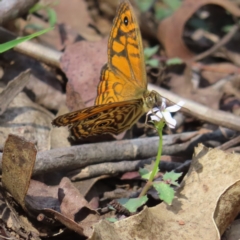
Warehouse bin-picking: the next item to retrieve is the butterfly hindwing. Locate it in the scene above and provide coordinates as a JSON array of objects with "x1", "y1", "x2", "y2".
[{"x1": 53, "y1": 99, "x2": 145, "y2": 138}]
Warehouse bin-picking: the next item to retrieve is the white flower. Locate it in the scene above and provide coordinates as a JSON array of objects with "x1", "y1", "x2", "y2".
[{"x1": 147, "y1": 98, "x2": 185, "y2": 129}]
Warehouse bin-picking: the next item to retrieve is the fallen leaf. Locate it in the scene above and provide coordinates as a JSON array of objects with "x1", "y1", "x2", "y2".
[
  {"x1": 2, "y1": 134, "x2": 37, "y2": 211},
  {"x1": 158, "y1": 0, "x2": 240, "y2": 61},
  {"x1": 54, "y1": 0, "x2": 101, "y2": 42},
  {"x1": 90, "y1": 144, "x2": 240, "y2": 240},
  {"x1": 213, "y1": 179, "x2": 240, "y2": 237},
  {"x1": 60, "y1": 38, "x2": 108, "y2": 110},
  {"x1": 0, "y1": 92, "x2": 54, "y2": 151},
  {"x1": 0, "y1": 69, "x2": 30, "y2": 115}
]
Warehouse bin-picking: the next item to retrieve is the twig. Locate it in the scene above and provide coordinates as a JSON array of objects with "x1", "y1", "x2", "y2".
[
  {"x1": 174, "y1": 160, "x2": 191, "y2": 174},
  {"x1": 0, "y1": 129, "x2": 235, "y2": 176},
  {"x1": 14, "y1": 40, "x2": 61, "y2": 68},
  {"x1": 0, "y1": 0, "x2": 38, "y2": 25},
  {"x1": 0, "y1": 27, "x2": 61, "y2": 68},
  {"x1": 217, "y1": 134, "x2": 240, "y2": 150},
  {"x1": 193, "y1": 25, "x2": 239, "y2": 62},
  {"x1": 148, "y1": 83, "x2": 240, "y2": 131},
  {"x1": 68, "y1": 158, "x2": 183, "y2": 181}
]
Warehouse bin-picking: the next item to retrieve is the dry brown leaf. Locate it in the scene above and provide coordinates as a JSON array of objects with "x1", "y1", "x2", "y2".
[
  {"x1": 50, "y1": 104, "x2": 71, "y2": 148},
  {"x1": 0, "y1": 187, "x2": 40, "y2": 239},
  {"x1": 158, "y1": 0, "x2": 240, "y2": 61},
  {"x1": 59, "y1": 177, "x2": 100, "y2": 237},
  {"x1": 90, "y1": 144, "x2": 240, "y2": 240},
  {"x1": 214, "y1": 179, "x2": 240, "y2": 237},
  {"x1": 166, "y1": 68, "x2": 222, "y2": 109},
  {"x1": 0, "y1": 69, "x2": 30, "y2": 115},
  {"x1": 222, "y1": 219, "x2": 240, "y2": 240},
  {"x1": 0, "y1": 92, "x2": 54, "y2": 151},
  {"x1": 73, "y1": 175, "x2": 110, "y2": 198},
  {"x1": 199, "y1": 63, "x2": 240, "y2": 84},
  {"x1": 54, "y1": 0, "x2": 101, "y2": 42},
  {"x1": 60, "y1": 38, "x2": 108, "y2": 110},
  {"x1": 43, "y1": 208, "x2": 86, "y2": 236},
  {"x1": 2, "y1": 134, "x2": 37, "y2": 211},
  {"x1": 1, "y1": 51, "x2": 65, "y2": 111},
  {"x1": 59, "y1": 177, "x2": 96, "y2": 219},
  {"x1": 26, "y1": 180, "x2": 59, "y2": 211}
]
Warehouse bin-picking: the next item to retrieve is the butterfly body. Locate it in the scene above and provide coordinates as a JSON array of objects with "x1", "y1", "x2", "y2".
[{"x1": 52, "y1": 0, "x2": 162, "y2": 138}]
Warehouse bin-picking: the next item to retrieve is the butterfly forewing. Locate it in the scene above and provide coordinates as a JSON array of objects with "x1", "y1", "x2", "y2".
[{"x1": 95, "y1": 0, "x2": 147, "y2": 105}]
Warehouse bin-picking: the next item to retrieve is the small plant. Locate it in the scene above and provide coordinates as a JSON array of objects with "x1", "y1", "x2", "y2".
[
  {"x1": 144, "y1": 45, "x2": 160, "y2": 68},
  {"x1": 116, "y1": 98, "x2": 185, "y2": 213}
]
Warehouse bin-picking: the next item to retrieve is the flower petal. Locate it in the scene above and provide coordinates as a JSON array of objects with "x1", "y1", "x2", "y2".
[
  {"x1": 166, "y1": 101, "x2": 185, "y2": 112},
  {"x1": 149, "y1": 110, "x2": 163, "y2": 122},
  {"x1": 156, "y1": 111, "x2": 163, "y2": 118},
  {"x1": 162, "y1": 112, "x2": 176, "y2": 128},
  {"x1": 150, "y1": 115, "x2": 160, "y2": 121},
  {"x1": 161, "y1": 98, "x2": 166, "y2": 111},
  {"x1": 147, "y1": 107, "x2": 159, "y2": 115}
]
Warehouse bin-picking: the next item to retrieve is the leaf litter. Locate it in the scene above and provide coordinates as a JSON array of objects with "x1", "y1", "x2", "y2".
[{"x1": 0, "y1": 0, "x2": 240, "y2": 239}]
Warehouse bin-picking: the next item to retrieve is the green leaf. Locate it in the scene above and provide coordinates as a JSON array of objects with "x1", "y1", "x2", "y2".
[
  {"x1": 163, "y1": 171, "x2": 182, "y2": 186},
  {"x1": 134, "y1": 0, "x2": 155, "y2": 12},
  {"x1": 146, "y1": 59, "x2": 159, "y2": 68},
  {"x1": 166, "y1": 57, "x2": 183, "y2": 65},
  {"x1": 154, "y1": 7, "x2": 173, "y2": 20},
  {"x1": 163, "y1": 0, "x2": 181, "y2": 11},
  {"x1": 24, "y1": 24, "x2": 45, "y2": 31},
  {"x1": 153, "y1": 182, "x2": 174, "y2": 205},
  {"x1": 29, "y1": 3, "x2": 57, "y2": 27},
  {"x1": 222, "y1": 24, "x2": 233, "y2": 33},
  {"x1": 144, "y1": 45, "x2": 159, "y2": 59},
  {"x1": 29, "y1": 3, "x2": 44, "y2": 13},
  {"x1": 139, "y1": 168, "x2": 152, "y2": 180},
  {"x1": 0, "y1": 28, "x2": 53, "y2": 53},
  {"x1": 46, "y1": 7, "x2": 57, "y2": 26},
  {"x1": 118, "y1": 196, "x2": 148, "y2": 213},
  {"x1": 106, "y1": 217, "x2": 118, "y2": 223}
]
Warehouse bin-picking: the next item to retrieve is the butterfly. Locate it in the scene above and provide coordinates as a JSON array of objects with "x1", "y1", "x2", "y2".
[{"x1": 52, "y1": 0, "x2": 162, "y2": 138}]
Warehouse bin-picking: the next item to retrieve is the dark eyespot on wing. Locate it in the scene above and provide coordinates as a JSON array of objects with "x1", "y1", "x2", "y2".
[{"x1": 124, "y1": 16, "x2": 128, "y2": 26}]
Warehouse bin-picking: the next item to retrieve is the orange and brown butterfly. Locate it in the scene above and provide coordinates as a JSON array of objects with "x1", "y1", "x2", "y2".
[{"x1": 52, "y1": 0, "x2": 162, "y2": 138}]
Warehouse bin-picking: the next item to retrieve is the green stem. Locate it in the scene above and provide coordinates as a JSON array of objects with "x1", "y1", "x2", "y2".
[{"x1": 139, "y1": 121, "x2": 164, "y2": 197}]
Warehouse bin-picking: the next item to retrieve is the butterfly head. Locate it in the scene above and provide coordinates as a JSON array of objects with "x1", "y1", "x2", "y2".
[{"x1": 143, "y1": 90, "x2": 162, "y2": 111}]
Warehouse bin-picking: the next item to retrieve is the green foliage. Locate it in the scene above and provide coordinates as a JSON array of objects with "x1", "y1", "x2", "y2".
[
  {"x1": 153, "y1": 182, "x2": 175, "y2": 205},
  {"x1": 134, "y1": 0, "x2": 155, "y2": 12},
  {"x1": 222, "y1": 24, "x2": 233, "y2": 33},
  {"x1": 139, "y1": 167, "x2": 151, "y2": 179},
  {"x1": 155, "y1": 7, "x2": 173, "y2": 20},
  {"x1": 163, "y1": 0, "x2": 181, "y2": 11},
  {"x1": 46, "y1": 8, "x2": 57, "y2": 27},
  {"x1": 139, "y1": 161, "x2": 158, "y2": 180},
  {"x1": 118, "y1": 196, "x2": 148, "y2": 213},
  {"x1": 144, "y1": 45, "x2": 159, "y2": 59},
  {"x1": 29, "y1": 2, "x2": 57, "y2": 27},
  {"x1": 106, "y1": 217, "x2": 118, "y2": 223},
  {"x1": 163, "y1": 171, "x2": 182, "y2": 186},
  {"x1": 0, "y1": 28, "x2": 53, "y2": 53},
  {"x1": 154, "y1": 0, "x2": 181, "y2": 20},
  {"x1": 144, "y1": 45, "x2": 159, "y2": 67},
  {"x1": 145, "y1": 59, "x2": 159, "y2": 68},
  {"x1": 166, "y1": 57, "x2": 183, "y2": 65}
]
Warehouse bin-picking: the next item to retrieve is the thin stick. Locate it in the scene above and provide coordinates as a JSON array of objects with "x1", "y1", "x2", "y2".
[
  {"x1": 193, "y1": 25, "x2": 239, "y2": 62},
  {"x1": 148, "y1": 83, "x2": 240, "y2": 131}
]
